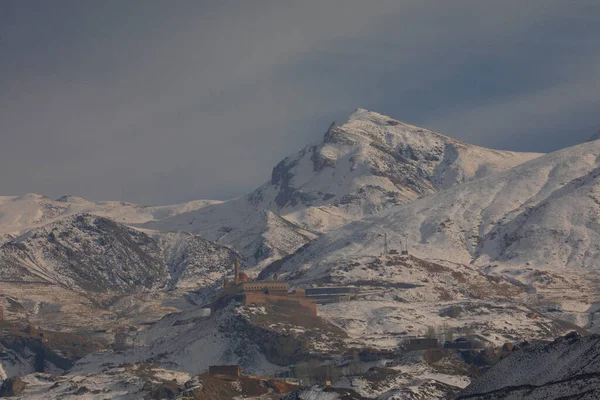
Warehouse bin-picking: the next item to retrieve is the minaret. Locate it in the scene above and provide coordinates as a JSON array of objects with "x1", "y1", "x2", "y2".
[{"x1": 234, "y1": 258, "x2": 240, "y2": 285}]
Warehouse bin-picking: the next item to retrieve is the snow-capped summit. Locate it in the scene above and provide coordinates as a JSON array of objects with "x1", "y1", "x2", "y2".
[
  {"x1": 346, "y1": 107, "x2": 452, "y2": 141},
  {"x1": 347, "y1": 107, "x2": 410, "y2": 125},
  {"x1": 270, "y1": 107, "x2": 542, "y2": 232}
]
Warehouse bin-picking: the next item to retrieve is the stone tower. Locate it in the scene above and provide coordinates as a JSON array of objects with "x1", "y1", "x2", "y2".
[{"x1": 234, "y1": 258, "x2": 240, "y2": 285}]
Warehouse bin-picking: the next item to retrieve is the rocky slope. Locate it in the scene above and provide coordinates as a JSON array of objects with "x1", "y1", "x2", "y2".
[
  {"x1": 3, "y1": 364, "x2": 301, "y2": 400},
  {"x1": 0, "y1": 322, "x2": 103, "y2": 380},
  {"x1": 457, "y1": 333, "x2": 600, "y2": 399},
  {"x1": 144, "y1": 109, "x2": 540, "y2": 266},
  {"x1": 0, "y1": 213, "x2": 238, "y2": 293}
]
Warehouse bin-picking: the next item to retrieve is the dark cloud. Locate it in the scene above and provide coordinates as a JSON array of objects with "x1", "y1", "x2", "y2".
[{"x1": 1, "y1": 1, "x2": 599, "y2": 204}]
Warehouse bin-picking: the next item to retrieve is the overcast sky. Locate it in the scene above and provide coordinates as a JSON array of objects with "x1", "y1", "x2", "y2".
[{"x1": 1, "y1": 1, "x2": 599, "y2": 205}]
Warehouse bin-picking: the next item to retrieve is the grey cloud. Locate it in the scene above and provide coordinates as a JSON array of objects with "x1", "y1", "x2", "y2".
[{"x1": 0, "y1": 1, "x2": 598, "y2": 204}]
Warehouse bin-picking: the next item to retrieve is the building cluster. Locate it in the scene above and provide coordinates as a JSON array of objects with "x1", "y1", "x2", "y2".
[
  {"x1": 209, "y1": 365, "x2": 242, "y2": 377},
  {"x1": 304, "y1": 287, "x2": 358, "y2": 304},
  {"x1": 213, "y1": 259, "x2": 360, "y2": 317},
  {"x1": 216, "y1": 259, "x2": 316, "y2": 316}
]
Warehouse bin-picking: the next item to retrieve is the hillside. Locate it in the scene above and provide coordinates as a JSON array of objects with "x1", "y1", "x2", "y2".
[
  {"x1": 458, "y1": 333, "x2": 600, "y2": 399},
  {"x1": 0, "y1": 213, "x2": 238, "y2": 293},
  {"x1": 269, "y1": 139, "x2": 600, "y2": 282}
]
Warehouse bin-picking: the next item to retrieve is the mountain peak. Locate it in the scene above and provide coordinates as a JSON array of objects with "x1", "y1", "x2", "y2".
[
  {"x1": 339, "y1": 109, "x2": 456, "y2": 147},
  {"x1": 347, "y1": 108, "x2": 406, "y2": 127},
  {"x1": 268, "y1": 108, "x2": 542, "y2": 230},
  {"x1": 347, "y1": 107, "x2": 376, "y2": 119}
]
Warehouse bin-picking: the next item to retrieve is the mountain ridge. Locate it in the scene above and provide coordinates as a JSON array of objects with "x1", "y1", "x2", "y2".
[{"x1": 0, "y1": 193, "x2": 221, "y2": 238}]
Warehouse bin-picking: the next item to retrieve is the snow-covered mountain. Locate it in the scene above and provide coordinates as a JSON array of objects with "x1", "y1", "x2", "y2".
[
  {"x1": 144, "y1": 109, "x2": 540, "y2": 266},
  {"x1": 268, "y1": 139, "x2": 600, "y2": 283},
  {"x1": 0, "y1": 213, "x2": 238, "y2": 293},
  {"x1": 268, "y1": 108, "x2": 541, "y2": 231},
  {"x1": 2, "y1": 108, "x2": 594, "y2": 399},
  {"x1": 0, "y1": 193, "x2": 220, "y2": 237}
]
